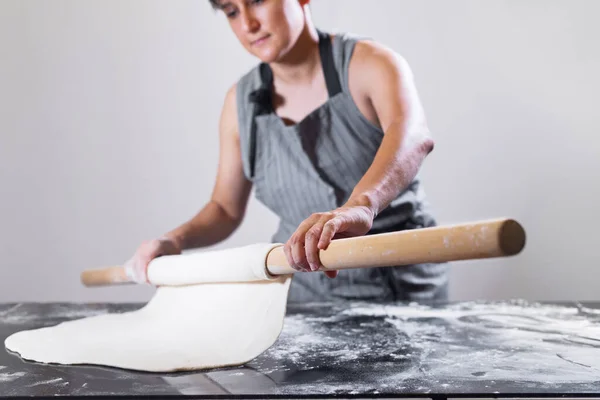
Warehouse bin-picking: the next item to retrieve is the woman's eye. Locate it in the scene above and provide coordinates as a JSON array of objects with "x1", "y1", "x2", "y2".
[
  {"x1": 224, "y1": 0, "x2": 263, "y2": 18},
  {"x1": 224, "y1": 7, "x2": 238, "y2": 18}
]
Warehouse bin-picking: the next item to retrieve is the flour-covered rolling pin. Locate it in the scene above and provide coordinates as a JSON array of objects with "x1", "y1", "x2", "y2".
[{"x1": 81, "y1": 218, "x2": 525, "y2": 287}]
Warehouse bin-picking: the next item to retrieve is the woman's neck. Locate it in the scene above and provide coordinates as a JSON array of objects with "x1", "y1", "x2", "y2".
[{"x1": 270, "y1": 24, "x2": 322, "y2": 86}]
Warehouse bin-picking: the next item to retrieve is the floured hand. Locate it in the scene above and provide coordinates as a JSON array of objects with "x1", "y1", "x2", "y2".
[
  {"x1": 284, "y1": 206, "x2": 375, "y2": 279},
  {"x1": 124, "y1": 237, "x2": 182, "y2": 284}
]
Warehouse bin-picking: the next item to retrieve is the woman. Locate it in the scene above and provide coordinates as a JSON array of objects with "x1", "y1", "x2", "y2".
[{"x1": 124, "y1": 0, "x2": 449, "y2": 303}]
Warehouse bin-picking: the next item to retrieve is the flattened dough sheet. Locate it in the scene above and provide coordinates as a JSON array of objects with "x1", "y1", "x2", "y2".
[{"x1": 5, "y1": 244, "x2": 292, "y2": 372}]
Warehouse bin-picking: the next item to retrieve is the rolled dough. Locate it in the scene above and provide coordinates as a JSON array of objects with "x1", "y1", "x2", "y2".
[
  {"x1": 147, "y1": 243, "x2": 280, "y2": 285},
  {"x1": 5, "y1": 243, "x2": 292, "y2": 372}
]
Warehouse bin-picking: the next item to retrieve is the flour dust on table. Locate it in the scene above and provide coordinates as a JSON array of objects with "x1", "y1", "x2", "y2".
[
  {"x1": 244, "y1": 299, "x2": 600, "y2": 395},
  {"x1": 0, "y1": 370, "x2": 26, "y2": 383}
]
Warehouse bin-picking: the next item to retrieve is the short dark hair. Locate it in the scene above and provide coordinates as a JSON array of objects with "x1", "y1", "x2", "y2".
[{"x1": 208, "y1": 0, "x2": 220, "y2": 9}]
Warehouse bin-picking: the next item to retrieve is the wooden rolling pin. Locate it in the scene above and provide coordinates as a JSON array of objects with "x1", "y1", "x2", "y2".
[
  {"x1": 81, "y1": 218, "x2": 525, "y2": 287},
  {"x1": 266, "y1": 217, "x2": 525, "y2": 275}
]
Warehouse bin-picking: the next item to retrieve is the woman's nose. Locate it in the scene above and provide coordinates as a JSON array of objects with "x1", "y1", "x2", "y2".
[{"x1": 240, "y1": 10, "x2": 260, "y2": 33}]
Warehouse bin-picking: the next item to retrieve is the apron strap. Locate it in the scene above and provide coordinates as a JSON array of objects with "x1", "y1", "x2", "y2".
[
  {"x1": 247, "y1": 63, "x2": 273, "y2": 179},
  {"x1": 317, "y1": 30, "x2": 342, "y2": 97}
]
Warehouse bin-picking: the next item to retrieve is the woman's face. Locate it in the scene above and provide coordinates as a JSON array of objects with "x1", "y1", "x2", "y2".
[{"x1": 217, "y1": 0, "x2": 308, "y2": 63}]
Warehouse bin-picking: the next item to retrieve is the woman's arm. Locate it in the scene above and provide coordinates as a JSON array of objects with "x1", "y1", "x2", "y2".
[
  {"x1": 343, "y1": 40, "x2": 435, "y2": 220},
  {"x1": 284, "y1": 41, "x2": 434, "y2": 276},
  {"x1": 124, "y1": 84, "x2": 253, "y2": 283}
]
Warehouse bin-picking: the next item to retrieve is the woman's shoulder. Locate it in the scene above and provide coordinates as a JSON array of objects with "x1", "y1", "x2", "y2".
[
  {"x1": 330, "y1": 31, "x2": 410, "y2": 97},
  {"x1": 332, "y1": 30, "x2": 405, "y2": 68}
]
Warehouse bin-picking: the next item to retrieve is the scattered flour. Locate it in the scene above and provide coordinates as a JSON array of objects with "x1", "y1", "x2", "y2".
[
  {"x1": 0, "y1": 371, "x2": 27, "y2": 383},
  {"x1": 250, "y1": 299, "x2": 600, "y2": 394},
  {"x1": 25, "y1": 378, "x2": 63, "y2": 387}
]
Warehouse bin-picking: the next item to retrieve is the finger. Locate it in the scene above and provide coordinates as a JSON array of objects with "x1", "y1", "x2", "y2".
[
  {"x1": 318, "y1": 216, "x2": 348, "y2": 250},
  {"x1": 283, "y1": 240, "x2": 299, "y2": 271},
  {"x1": 140, "y1": 256, "x2": 153, "y2": 284},
  {"x1": 291, "y1": 234, "x2": 310, "y2": 272},
  {"x1": 125, "y1": 258, "x2": 145, "y2": 284},
  {"x1": 305, "y1": 226, "x2": 324, "y2": 272},
  {"x1": 324, "y1": 270, "x2": 338, "y2": 279},
  {"x1": 133, "y1": 260, "x2": 146, "y2": 284},
  {"x1": 288, "y1": 214, "x2": 322, "y2": 272},
  {"x1": 296, "y1": 213, "x2": 323, "y2": 232}
]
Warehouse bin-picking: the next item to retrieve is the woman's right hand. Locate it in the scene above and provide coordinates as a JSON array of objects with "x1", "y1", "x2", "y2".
[{"x1": 123, "y1": 236, "x2": 182, "y2": 284}]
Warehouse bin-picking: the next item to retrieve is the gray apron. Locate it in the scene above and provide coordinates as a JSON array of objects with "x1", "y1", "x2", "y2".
[{"x1": 236, "y1": 30, "x2": 449, "y2": 303}]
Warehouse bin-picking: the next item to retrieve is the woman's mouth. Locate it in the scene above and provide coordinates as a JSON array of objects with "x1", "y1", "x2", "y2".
[{"x1": 252, "y1": 34, "x2": 271, "y2": 46}]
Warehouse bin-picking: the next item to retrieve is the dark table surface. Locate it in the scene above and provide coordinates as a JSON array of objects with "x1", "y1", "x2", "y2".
[{"x1": 1, "y1": 299, "x2": 600, "y2": 398}]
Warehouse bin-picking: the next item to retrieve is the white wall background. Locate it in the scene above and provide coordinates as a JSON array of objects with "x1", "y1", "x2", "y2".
[{"x1": 1, "y1": 0, "x2": 598, "y2": 303}]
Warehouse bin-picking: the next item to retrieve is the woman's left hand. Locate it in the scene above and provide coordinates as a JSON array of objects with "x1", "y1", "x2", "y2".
[{"x1": 284, "y1": 205, "x2": 375, "y2": 278}]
